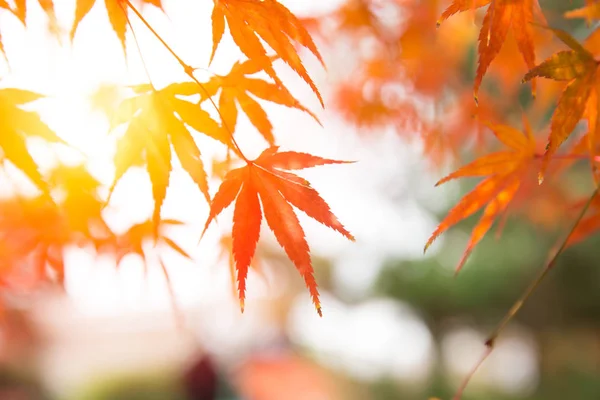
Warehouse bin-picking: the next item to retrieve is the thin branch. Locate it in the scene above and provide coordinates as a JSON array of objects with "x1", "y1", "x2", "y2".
[
  {"x1": 452, "y1": 185, "x2": 600, "y2": 400},
  {"x1": 452, "y1": 345, "x2": 493, "y2": 400},
  {"x1": 157, "y1": 254, "x2": 186, "y2": 332},
  {"x1": 120, "y1": 1, "x2": 156, "y2": 91},
  {"x1": 122, "y1": 0, "x2": 249, "y2": 163}
]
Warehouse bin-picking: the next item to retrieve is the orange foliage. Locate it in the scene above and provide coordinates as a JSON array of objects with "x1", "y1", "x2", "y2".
[
  {"x1": 236, "y1": 353, "x2": 342, "y2": 400},
  {"x1": 2, "y1": 1, "x2": 600, "y2": 397},
  {"x1": 425, "y1": 117, "x2": 538, "y2": 272},
  {"x1": 202, "y1": 147, "x2": 354, "y2": 315},
  {"x1": 438, "y1": 0, "x2": 546, "y2": 101},
  {"x1": 71, "y1": 0, "x2": 163, "y2": 52},
  {"x1": 0, "y1": 0, "x2": 600, "y2": 361}
]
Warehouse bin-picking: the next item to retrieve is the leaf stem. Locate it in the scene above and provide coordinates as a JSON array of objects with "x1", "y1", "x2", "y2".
[
  {"x1": 157, "y1": 255, "x2": 201, "y2": 348},
  {"x1": 120, "y1": 1, "x2": 156, "y2": 91},
  {"x1": 122, "y1": 0, "x2": 249, "y2": 163},
  {"x1": 452, "y1": 184, "x2": 600, "y2": 400},
  {"x1": 452, "y1": 345, "x2": 493, "y2": 400},
  {"x1": 157, "y1": 255, "x2": 185, "y2": 331}
]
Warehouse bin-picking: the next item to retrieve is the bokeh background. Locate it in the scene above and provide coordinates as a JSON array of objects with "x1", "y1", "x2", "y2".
[{"x1": 1, "y1": 0, "x2": 599, "y2": 399}]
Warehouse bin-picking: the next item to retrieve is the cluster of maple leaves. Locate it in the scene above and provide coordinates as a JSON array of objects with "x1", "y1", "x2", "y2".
[
  {"x1": 0, "y1": 0, "x2": 356, "y2": 318},
  {"x1": 2, "y1": 0, "x2": 600, "y2": 328},
  {"x1": 304, "y1": 0, "x2": 600, "y2": 271}
]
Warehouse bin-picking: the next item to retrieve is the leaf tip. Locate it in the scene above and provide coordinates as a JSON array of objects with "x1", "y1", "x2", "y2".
[
  {"x1": 538, "y1": 171, "x2": 545, "y2": 185},
  {"x1": 199, "y1": 216, "x2": 214, "y2": 245},
  {"x1": 454, "y1": 249, "x2": 471, "y2": 276},
  {"x1": 68, "y1": 29, "x2": 76, "y2": 44},
  {"x1": 538, "y1": 155, "x2": 549, "y2": 185},
  {"x1": 423, "y1": 241, "x2": 432, "y2": 254}
]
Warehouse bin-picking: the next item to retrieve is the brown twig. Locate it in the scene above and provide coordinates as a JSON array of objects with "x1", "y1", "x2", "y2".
[{"x1": 452, "y1": 345, "x2": 493, "y2": 400}]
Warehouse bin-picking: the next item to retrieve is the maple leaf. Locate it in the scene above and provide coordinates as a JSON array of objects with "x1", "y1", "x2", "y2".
[
  {"x1": 425, "y1": 119, "x2": 537, "y2": 273},
  {"x1": 210, "y1": 0, "x2": 325, "y2": 107},
  {"x1": 47, "y1": 164, "x2": 111, "y2": 244},
  {"x1": 202, "y1": 147, "x2": 355, "y2": 316},
  {"x1": 99, "y1": 219, "x2": 190, "y2": 267},
  {"x1": 334, "y1": 0, "x2": 379, "y2": 35},
  {"x1": 70, "y1": 0, "x2": 162, "y2": 53},
  {"x1": 13, "y1": 0, "x2": 57, "y2": 27},
  {"x1": 175, "y1": 58, "x2": 319, "y2": 146},
  {"x1": 565, "y1": 1, "x2": 600, "y2": 25},
  {"x1": 109, "y1": 85, "x2": 223, "y2": 235},
  {"x1": 0, "y1": 165, "x2": 113, "y2": 289},
  {"x1": 127, "y1": 82, "x2": 230, "y2": 145},
  {"x1": 211, "y1": 153, "x2": 235, "y2": 181},
  {"x1": 0, "y1": 88, "x2": 66, "y2": 196},
  {"x1": 438, "y1": 0, "x2": 545, "y2": 102},
  {"x1": 522, "y1": 28, "x2": 599, "y2": 182},
  {"x1": 0, "y1": 196, "x2": 69, "y2": 286},
  {"x1": 566, "y1": 195, "x2": 600, "y2": 248},
  {"x1": 217, "y1": 234, "x2": 268, "y2": 300},
  {"x1": 422, "y1": 91, "x2": 500, "y2": 166},
  {"x1": 399, "y1": 0, "x2": 478, "y2": 96}
]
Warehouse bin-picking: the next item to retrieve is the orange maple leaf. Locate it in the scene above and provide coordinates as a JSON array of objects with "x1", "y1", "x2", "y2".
[
  {"x1": 400, "y1": 0, "x2": 477, "y2": 96},
  {"x1": 566, "y1": 195, "x2": 600, "y2": 248},
  {"x1": 210, "y1": 0, "x2": 325, "y2": 106},
  {"x1": 565, "y1": 1, "x2": 600, "y2": 25},
  {"x1": 202, "y1": 147, "x2": 355, "y2": 316},
  {"x1": 425, "y1": 118, "x2": 536, "y2": 273},
  {"x1": 188, "y1": 57, "x2": 320, "y2": 146},
  {"x1": 13, "y1": 0, "x2": 57, "y2": 27},
  {"x1": 217, "y1": 234, "x2": 268, "y2": 300},
  {"x1": 46, "y1": 164, "x2": 111, "y2": 244},
  {"x1": 0, "y1": 166, "x2": 104, "y2": 288},
  {"x1": 422, "y1": 91, "x2": 500, "y2": 166},
  {"x1": 105, "y1": 219, "x2": 190, "y2": 267},
  {"x1": 522, "y1": 28, "x2": 600, "y2": 182},
  {"x1": 438, "y1": 0, "x2": 545, "y2": 102},
  {"x1": 70, "y1": 0, "x2": 162, "y2": 53}
]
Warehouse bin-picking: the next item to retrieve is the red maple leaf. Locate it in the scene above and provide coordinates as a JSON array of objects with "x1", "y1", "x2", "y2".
[
  {"x1": 210, "y1": 0, "x2": 325, "y2": 106},
  {"x1": 425, "y1": 117, "x2": 538, "y2": 273},
  {"x1": 201, "y1": 147, "x2": 355, "y2": 316},
  {"x1": 438, "y1": 0, "x2": 546, "y2": 102}
]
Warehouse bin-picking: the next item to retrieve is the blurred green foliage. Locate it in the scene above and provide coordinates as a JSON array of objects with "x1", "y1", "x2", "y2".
[{"x1": 69, "y1": 372, "x2": 188, "y2": 400}]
